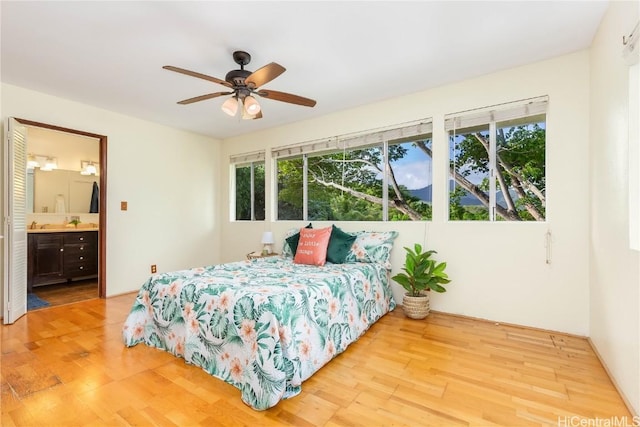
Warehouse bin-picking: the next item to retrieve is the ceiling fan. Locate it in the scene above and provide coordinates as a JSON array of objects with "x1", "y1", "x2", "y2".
[{"x1": 163, "y1": 51, "x2": 317, "y2": 120}]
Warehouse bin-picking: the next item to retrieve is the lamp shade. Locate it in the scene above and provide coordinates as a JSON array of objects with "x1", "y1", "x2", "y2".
[
  {"x1": 242, "y1": 107, "x2": 257, "y2": 120},
  {"x1": 41, "y1": 157, "x2": 57, "y2": 171},
  {"x1": 27, "y1": 154, "x2": 40, "y2": 169},
  {"x1": 81, "y1": 161, "x2": 98, "y2": 176},
  {"x1": 244, "y1": 95, "x2": 261, "y2": 115},
  {"x1": 221, "y1": 97, "x2": 239, "y2": 116},
  {"x1": 261, "y1": 231, "x2": 274, "y2": 244}
]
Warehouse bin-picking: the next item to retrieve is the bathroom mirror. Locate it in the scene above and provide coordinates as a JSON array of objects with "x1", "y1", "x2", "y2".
[{"x1": 28, "y1": 168, "x2": 99, "y2": 214}]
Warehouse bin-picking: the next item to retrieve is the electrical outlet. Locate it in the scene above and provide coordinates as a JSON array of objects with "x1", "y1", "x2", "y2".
[
  {"x1": 151, "y1": 264, "x2": 157, "y2": 274},
  {"x1": 121, "y1": 201, "x2": 128, "y2": 211}
]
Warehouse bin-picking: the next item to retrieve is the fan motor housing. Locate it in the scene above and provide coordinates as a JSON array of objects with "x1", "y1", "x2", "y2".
[{"x1": 225, "y1": 69, "x2": 251, "y2": 86}]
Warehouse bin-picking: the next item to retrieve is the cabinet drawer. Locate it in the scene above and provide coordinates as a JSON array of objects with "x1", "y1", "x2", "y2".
[
  {"x1": 64, "y1": 250, "x2": 97, "y2": 264},
  {"x1": 64, "y1": 262, "x2": 97, "y2": 277},
  {"x1": 63, "y1": 232, "x2": 97, "y2": 245},
  {"x1": 32, "y1": 233, "x2": 64, "y2": 246},
  {"x1": 64, "y1": 243, "x2": 95, "y2": 256}
]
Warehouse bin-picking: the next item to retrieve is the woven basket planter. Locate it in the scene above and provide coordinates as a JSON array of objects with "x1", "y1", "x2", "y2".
[{"x1": 402, "y1": 291, "x2": 430, "y2": 319}]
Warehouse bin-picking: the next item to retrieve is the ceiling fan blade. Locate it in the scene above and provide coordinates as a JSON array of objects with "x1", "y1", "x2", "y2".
[
  {"x1": 257, "y1": 90, "x2": 316, "y2": 107},
  {"x1": 163, "y1": 65, "x2": 232, "y2": 88},
  {"x1": 177, "y1": 92, "x2": 232, "y2": 105},
  {"x1": 245, "y1": 63, "x2": 286, "y2": 89}
]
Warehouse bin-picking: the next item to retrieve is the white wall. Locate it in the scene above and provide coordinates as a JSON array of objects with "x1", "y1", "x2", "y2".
[
  {"x1": 0, "y1": 83, "x2": 222, "y2": 312},
  {"x1": 589, "y1": 1, "x2": 640, "y2": 415},
  {"x1": 220, "y1": 51, "x2": 592, "y2": 336},
  {"x1": 27, "y1": 126, "x2": 99, "y2": 172}
]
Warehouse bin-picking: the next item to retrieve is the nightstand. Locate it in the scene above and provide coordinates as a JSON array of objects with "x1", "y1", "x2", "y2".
[{"x1": 247, "y1": 252, "x2": 280, "y2": 260}]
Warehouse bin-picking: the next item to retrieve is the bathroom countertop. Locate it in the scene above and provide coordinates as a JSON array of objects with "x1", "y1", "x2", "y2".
[{"x1": 27, "y1": 227, "x2": 99, "y2": 233}]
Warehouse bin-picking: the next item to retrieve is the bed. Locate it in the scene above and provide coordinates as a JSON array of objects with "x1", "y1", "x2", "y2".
[{"x1": 122, "y1": 229, "x2": 397, "y2": 410}]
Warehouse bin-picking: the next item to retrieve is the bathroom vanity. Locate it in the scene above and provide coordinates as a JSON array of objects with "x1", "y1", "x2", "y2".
[{"x1": 27, "y1": 229, "x2": 98, "y2": 292}]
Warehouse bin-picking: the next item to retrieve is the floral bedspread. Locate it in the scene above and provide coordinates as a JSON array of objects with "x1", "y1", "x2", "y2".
[{"x1": 122, "y1": 256, "x2": 395, "y2": 410}]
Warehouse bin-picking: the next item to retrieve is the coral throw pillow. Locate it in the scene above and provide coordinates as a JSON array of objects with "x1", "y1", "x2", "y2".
[
  {"x1": 294, "y1": 226, "x2": 332, "y2": 266},
  {"x1": 284, "y1": 223, "x2": 313, "y2": 257}
]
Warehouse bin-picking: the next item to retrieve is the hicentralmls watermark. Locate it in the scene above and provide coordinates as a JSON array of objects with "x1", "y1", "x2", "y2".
[{"x1": 558, "y1": 416, "x2": 640, "y2": 427}]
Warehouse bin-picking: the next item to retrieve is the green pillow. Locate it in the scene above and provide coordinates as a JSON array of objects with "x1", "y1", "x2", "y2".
[
  {"x1": 285, "y1": 223, "x2": 312, "y2": 256},
  {"x1": 326, "y1": 225, "x2": 356, "y2": 264}
]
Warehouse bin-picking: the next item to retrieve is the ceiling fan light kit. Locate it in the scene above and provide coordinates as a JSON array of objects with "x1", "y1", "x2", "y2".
[
  {"x1": 243, "y1": 95, "x2": 261, "y2": 115},
  {"x1": 164, "y1": 50, "x2": 316, "y2": 120},
  {"x1": 221, "y1": 97, "x2": 239, "y2": 116},
  {"x1": 241, "y1": 105, "x2": 258, "y2": 120}
]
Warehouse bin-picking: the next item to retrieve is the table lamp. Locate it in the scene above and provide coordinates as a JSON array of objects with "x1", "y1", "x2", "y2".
[{"x1": 261, "y1": 231, "x2": 274, "y2": 255}]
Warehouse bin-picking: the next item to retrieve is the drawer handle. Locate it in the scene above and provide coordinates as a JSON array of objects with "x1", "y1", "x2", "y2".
[
  {"x1": 79, "y1": 237, "x2": 84, "y2": 241},
  {"x1": 79, "y1": 256, "x2": 84, "y2": 260},
  {"x1": 80, "y1": 247, "x2": 84, "y2": 251},
  {"x1": 60, "y1": 248, "x2": 64, "y2": 252},
  {"x1": 79, "y1": 266, "x2": 84, "y2": 270}
]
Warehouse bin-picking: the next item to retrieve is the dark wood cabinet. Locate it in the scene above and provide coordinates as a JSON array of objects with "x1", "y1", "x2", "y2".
[
  {"x1": 28, "y1": 231, "x2": 98, "y2": 292},
  {"x1": 27, "y1": 233, "x2": 64, "y2": 289}
]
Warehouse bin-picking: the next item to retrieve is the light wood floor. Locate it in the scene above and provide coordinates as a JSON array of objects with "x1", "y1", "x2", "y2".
[{"x1": 1, "y1": 293, "x2": 632, "y2": 426}]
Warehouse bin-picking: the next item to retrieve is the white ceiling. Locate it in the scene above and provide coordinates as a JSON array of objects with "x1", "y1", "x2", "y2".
[{"x1": 1, "y1": 1, "x2": 608, "y2": 140}]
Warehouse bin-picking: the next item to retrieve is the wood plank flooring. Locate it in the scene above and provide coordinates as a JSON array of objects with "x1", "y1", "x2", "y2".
[
  {"x1": 1, "y1": 293, "x2": 632, "y2": 426},
  {"x1": 31, "y1": 280, "x2": 99, "y2": 309}
]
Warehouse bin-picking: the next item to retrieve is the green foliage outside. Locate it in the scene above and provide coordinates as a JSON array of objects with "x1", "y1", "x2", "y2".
[
  {"x1": 235, "y1": 163, "x2": 265, "y2": 220},
  {"x1": 449, "y1": 121, "x2": 546, "y2": 221},
  {"x1": 270, "y1": 120, "x2": 545, "y2": 222},
  {"x1": 278, "y1": 143, "x2": 432, "y2": 221}
]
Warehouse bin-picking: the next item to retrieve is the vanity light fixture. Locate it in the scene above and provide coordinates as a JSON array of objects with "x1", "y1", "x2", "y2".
[
  {"x1": 40, "y1": 157, "x2": 58, "y2": 171},
  {"x1": 80, "y1": 160, "x2": 98, "y2": 175},
  {"x1": 27, "y1": 154, "x2": 40, "y2": 170}
]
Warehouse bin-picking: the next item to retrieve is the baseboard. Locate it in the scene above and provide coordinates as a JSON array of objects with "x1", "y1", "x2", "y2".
[
  {"x1": 106, "y1": 290, "x2": 139, "y2": 299},
  {"x1": 587, "y1": 337, "x2": 638, "y2": 417},
  {"x1": 429, "y1": 309, "x2": 588, "y2": 339}
]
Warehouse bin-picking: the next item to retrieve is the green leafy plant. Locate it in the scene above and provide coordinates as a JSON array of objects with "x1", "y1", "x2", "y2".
[
  {"x1": 392, "y1": 244, "x2": 451, "y2": 297},
  {"x1": 69, "y1": 218, "x2": 81, "y2": 227}
]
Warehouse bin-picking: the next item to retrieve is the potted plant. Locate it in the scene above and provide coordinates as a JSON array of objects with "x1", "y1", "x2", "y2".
[{"x1": 391, "y1": 244, "x2": 451, "y2": 319}]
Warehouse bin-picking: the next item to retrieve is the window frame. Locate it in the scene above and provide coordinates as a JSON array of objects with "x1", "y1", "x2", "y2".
[
  {"x1": 446, "y1": 97, "x2": 548, "y2": 222},
  {"x1": 230, "y1": 151, "x2": 265, "y2": 222},
  {"x1": 272, "y1": 120, "x2": 434, "y2": 222}
]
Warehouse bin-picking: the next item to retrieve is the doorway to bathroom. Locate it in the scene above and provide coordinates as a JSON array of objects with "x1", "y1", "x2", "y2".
[{"x1": 5, "y1": 117, "x2": 107, "y2": 317}]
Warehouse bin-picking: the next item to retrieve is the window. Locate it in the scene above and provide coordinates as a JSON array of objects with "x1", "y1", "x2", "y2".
[
  {"x1": 231, "y1": 152, "x2": 265, "y2": 221},
  {"x1": 273, "y1": 121, "x2": 433, "y2": 221},
  {"x1": 276, "y1": 157, "x2": 303, "y2": 220},
  {"x1": 388, "y1": 138, "x2": 432, "y2": 221},
  {"x1": 307, "y1": 148, "x2": 384, "y2": 221},
  {"x1": 446, "y1": 97, "x2": 547, "y2": 221}
]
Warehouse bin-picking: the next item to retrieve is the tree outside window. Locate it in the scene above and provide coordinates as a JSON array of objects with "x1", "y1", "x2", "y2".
[
  {"x1": 271, "y1": 99, "x2": 545, "y2": 223},
  {"x1": 275, "y1": 135, "x2": 433, "y2": 221},
  {"x1": 448, "y1": 115, "x2": 546, "y2": 221},
  {"x1": 277, "y1": 157, "x2": 304, "y2": 220},
  {"x1": 235, "y1": 162, "x2": 265, "y2": 221}
]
